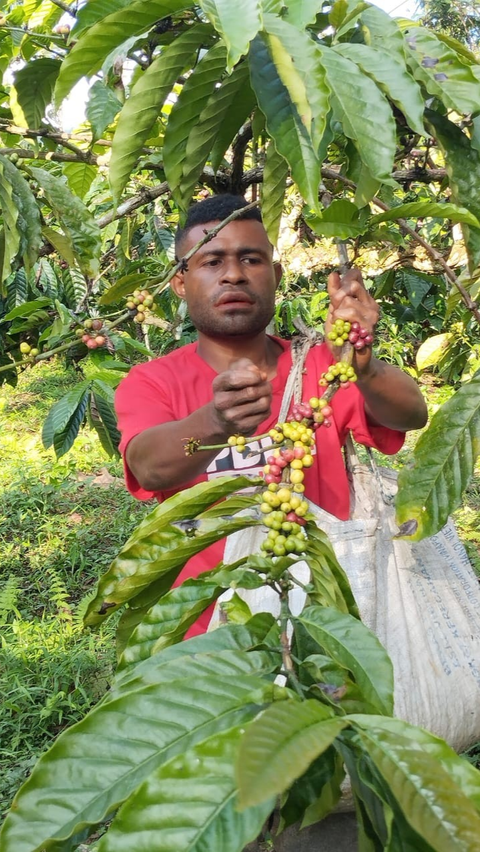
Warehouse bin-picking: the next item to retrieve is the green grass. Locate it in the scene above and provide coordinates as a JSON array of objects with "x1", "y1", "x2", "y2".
[{"x1": 0, "y1": 360, "x2": 151, "y2": 818}]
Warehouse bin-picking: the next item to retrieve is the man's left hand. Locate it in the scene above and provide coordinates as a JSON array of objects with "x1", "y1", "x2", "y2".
[{"x1": 325, "y1": 268, "x2": 379, "y2": 373}]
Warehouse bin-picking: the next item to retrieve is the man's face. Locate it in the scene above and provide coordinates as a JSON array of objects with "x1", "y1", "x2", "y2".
[{"x1": 171, "y1": 219, "x2": 282, "y2": 339}]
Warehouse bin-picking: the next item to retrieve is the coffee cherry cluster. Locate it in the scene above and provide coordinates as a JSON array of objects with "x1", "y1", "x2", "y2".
[
  {"x1": 327, "y1": 318, "x2": 374, "y2": 351},
  {"x1": 228, "y1": 435, "x2": 247, "y2": 451},
  {"x1": 348, "y1": 321, "x2": 374, "y2": 350},
  {"x1": 318, "y1": 360, "x2": 357, "y2": 390},
  {"x1": 259, "y1": 442, "x2": 313, "y2": 555},
  {"x1": 327, "y1": 318, "x2": 353, "y2": 347},
  {"x1": 76, "y1": 318, "x2": 107, "y2": 349},
  {"x1": 126, "y1": 289, "x2": 154, "y2": 323},
  {"x1": 19, "y1": 342, "x2": 39, "y2": 359}
]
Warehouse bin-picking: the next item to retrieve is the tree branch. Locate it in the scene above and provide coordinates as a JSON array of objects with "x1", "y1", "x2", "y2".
[
  {"x1": 320, "y1": 167, "x2": 480, "y2": 324},
  {"x1": 49, "y1": 0, "x2": 77, "y2": 14}
]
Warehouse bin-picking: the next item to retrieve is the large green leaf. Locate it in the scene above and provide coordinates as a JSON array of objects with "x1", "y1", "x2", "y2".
[
  {"x1": 163, "y1": 42, "x2": 227, "y2": 212},
  {"x1": 29, "y1": 167, "x2": 101, "y2": 278},
  {"x1": 109, "y1": 24, "x2": 212, "y2": 203},
  {"x1": 344, "y1": 140, "x2": 381, "y2": 207},
  {"x1": 41, "y1": 380, "x2": 91, "y2": 450},
  {"x1": 261, "y1": 140, "x2": 288, "y2": 245},
  {"x1": 426, "y1": 110, "x2": 480, "y2": 275},
  {"x1": 71, "y1": 0, "x2": 134, "y2": 39},
  {"x1": 10, "y1": 58, "x2": 61, "y2": 128},
  {"x1": 178, "y1": 62, "x2": 253, "y2": 210},
  {"x1": 237, "y1": 698, "x2": 346, "y2": 808},
  {"x1": 0, "y1": 649, "x2": 281, "y2": 852},
  {"x1": 113, "y1": 613, "x2": 280, "y2": 691},
  {"x1": 62, "y1": 162, "x2": 97, "y2": 200},
  {"x1": 305, "y1": 523, "x2": 360, "y2": 617},
  {"x1": 298, "y1": 606, "x2": 394, "y2": 715},
  {"x1": 350, "y1": 715, "x2": 480, "y2": 812},
  {"x1": 279, "y1": 747, "x2": 344, "y2": 830},
  {"x1": 249, "y1": 34, "x2": 321, "y2": 211},
  {"x1": 334, "y1": 44, "x2": 425, "y2": 137},
  {"x1": 199, "y1": 0, "x2": 262, "y2": 72},
  {"x1": 351, "y1": 720, "x2": 480, "y2": 851},
  {"x1": 308, "y1": 199, "x2": 369, "y2": 239},
  {"x1": 404, "y1": 26, "x2": 480, "y2": 116},
  {"x1": 360, "y1": 4, "x2": 406, "y2": 63},
  {"x1": 1, "y1": 298, "x2": 52, "y2": 323},
  {"x1": 285, "y1": 0, "x2": 325, "y2": 29},
  {"x1": 41, "y1": 226, "x2": 76, "y2": 268},
  {"x1": 91, "y1": 379, "x2": 121, "y2": 457},
  {"x1": 0, "y1": 158, "x2": 20, "y2": 282},
  {"x1": 86, "y1": 512, "x2": 259, "y2": 626},
  {"x1": 262, "y1": 15, "x2": 330, "y2": 153},
  {"x1": 316, "y1": 45, "x2": 397, "y2": 185},
  {"x1": 84, "y1": 475, "x2": 261, "y2": 627},
  {"x1": 0, "y1": 157, "x2": 42, "y2": 269},
  {"x1": 84, "y1": 80, "x2": 121, "y2": 143},
  {"x1": 209, "y1": 73, "x2": 256, "y2": 172},
  {"x1": 371, "y1": 201, "x2": 480, "y2": 230},
  {"x1": 52, "y1": 387, "x2": 91, "y2": 458},
  {"x1": 54, "y1": 0, "x2": 193, "y2": 106},
  {"x1": 395, "y1": 373, "x2": 480, "y2": 540},
  {"x1": 97, "y1": 727, "x2": 274, "y2": 852},
  {"x1": 99, "y1": 272, "x2": 160, "y2": 305},
  {"x1": 118, "y1": 579, "x2": 222, "y2": 669},
  {"x1": 416, "y1": 333, "x2": 453, "y2": 371}
]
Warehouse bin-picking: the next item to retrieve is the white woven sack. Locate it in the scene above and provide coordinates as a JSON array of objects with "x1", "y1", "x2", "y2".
[{"x1": 212, "y1": 463, "x2": 480, "y2": 754}]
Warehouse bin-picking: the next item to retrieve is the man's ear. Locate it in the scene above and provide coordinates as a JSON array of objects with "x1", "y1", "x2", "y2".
[
  {"x1": 274, "y1": 262, "x2": 283, "y2": 289},
  {"x1": 170, "y1": 271, "x2": 186, "y2": 299}
]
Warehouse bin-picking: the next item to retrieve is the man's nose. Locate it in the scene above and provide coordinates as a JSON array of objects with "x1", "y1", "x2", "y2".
[{"x1": 221, "y1": 258, "x2": 247, "y2": 283}]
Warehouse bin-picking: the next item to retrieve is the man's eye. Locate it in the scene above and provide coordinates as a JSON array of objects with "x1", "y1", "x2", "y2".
[
  {"x1": 204, "y1": 258, "x2": 221, "y2": 266},
  {"x1": 244, "y1": 256, "x2": 261, "y2": 264}
]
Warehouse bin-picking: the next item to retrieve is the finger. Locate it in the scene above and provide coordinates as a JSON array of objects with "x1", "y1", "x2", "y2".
[
  {"x1": 230, "y1": 358, "x2": 267, "y2": 380},
  {"x1": 214, "y1": 369, "x2": 267, "y2": 392},
  {"x1": 215, "y1": 382, "x2": 272, "y2": 410}
]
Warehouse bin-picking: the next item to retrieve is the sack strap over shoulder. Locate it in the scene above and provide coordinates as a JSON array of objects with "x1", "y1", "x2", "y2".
[{"x1": 278, "y1": 318, "x2": 322, "y2": 423}]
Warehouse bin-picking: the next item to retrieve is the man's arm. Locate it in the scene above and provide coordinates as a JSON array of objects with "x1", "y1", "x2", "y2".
[
  {"x1": 326, "y1": 270, "x2": 428, "y2": 432},
  {"x1": 125, "y1": 359, "x2": 272, "y2": 492}
]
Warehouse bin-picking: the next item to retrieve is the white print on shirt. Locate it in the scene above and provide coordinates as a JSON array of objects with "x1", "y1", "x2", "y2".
[{"x1": 205, "y1": 435, "x2": 316, "y2": 480}]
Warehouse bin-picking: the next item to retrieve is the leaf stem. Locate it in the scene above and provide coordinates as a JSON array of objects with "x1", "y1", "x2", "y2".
[{"x1": 279, "y1": 588, "x2": 305, "y2": 699}]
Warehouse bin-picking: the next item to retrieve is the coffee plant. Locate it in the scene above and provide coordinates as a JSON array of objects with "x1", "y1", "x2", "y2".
[
  {"x1": 0, "y1": 0, "x2": 479, "y2": 538},
  {"x1": 2, "y1": 435, "x2": 480, "y2": 851}
]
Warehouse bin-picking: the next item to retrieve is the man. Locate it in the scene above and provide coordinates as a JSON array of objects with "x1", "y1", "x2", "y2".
[{"x1": 115, "y1": 193, "x2": 427, "y2": 634}]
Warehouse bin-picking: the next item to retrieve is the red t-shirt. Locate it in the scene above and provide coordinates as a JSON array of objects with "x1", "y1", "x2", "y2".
[{"x1": 115, "y1": 338, "x2": 404, "y2": 633}]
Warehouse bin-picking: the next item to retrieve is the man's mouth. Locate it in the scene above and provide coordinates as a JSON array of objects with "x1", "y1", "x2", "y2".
[{"x1": 215, "y1": 292, "x2": 254, "y2": 307}]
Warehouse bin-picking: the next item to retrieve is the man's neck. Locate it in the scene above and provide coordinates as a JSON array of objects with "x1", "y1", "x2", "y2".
[{"x1": 196, "y1": 331, "x2": 283, "y2": 378}]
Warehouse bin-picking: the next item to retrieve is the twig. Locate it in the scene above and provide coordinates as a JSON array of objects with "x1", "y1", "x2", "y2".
[
  {"x1": 279, "y1": 593, "x2": 304, "y2": 699},
  {"x1": 321, "y1": 167, "x2": 480, "y2": 325},
  {"x1": 49, "y1": 0, "x2": 76, "y2": 13},
  {"x1": 0, "y1": 201, "x2": 262, "y2": 374}
]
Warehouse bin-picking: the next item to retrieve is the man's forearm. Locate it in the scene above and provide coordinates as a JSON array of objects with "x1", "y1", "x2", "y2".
[
  {"x1": 126, "y1": 403, "x2": 230, "y2": 492},
  {"x1": 356, "y1": 358, "x2": 428, "y2": 432}
]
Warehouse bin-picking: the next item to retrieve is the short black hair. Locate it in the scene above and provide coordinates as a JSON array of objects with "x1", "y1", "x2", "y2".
[{"x1": 175, "y1": 193, "x2": 263, "y2": 257}]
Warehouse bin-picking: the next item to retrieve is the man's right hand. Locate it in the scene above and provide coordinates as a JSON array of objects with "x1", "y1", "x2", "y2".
[{"x1": 211, "y1": 358, "x2": 272, "y2": 436}]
